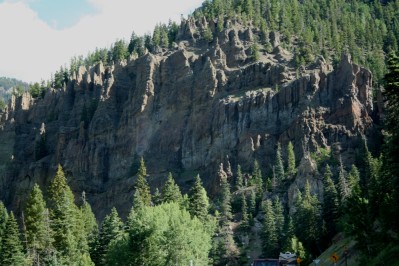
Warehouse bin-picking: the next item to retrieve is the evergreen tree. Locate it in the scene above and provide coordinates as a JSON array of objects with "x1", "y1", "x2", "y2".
[
  {"x1": 0, "y1": 201, "x2": 8, "y2": 258},
  {"x1": 188, "y1": 175, "x2": 210, "y2": 223},
  {"x1": 337, "y1": 162, "x2": 349, "y2": 205},
  {"x1": 262, "y1": 199, "x2": 278, "y2": 257},
  {"x1": 348, "y1": 164, "x2": 361, "y2": 196},
  {"x1": 240, "y1": 193, "x2": 249, "y2": 230},
  {"x1": 322, "y1": 165, "x2": 339, "y2": 239},
  {"x1": 294, "y1": 180, "x2": 323, "y2": 255},
  {"x1": 273, "y1": 197, "x2": 285, "y2": 249},
  {"x1": 275, "y1": 142, "x2": 285, "y2": 181},
  {"x1": 219, "y1": 164, "x2": 232, "y2": 226},
  {"x1": 94, "y1": 207, "x2": 123, "y2": 266},
  {"x1": 251, "y1": 160, "x2": 263, "y2": 193},
  {"x1": 153, "y1": 188, "x2": 162, "y2": 205},
  {"x1": 24, "y1": 183, "x2": 55, "y2": 265},
  {"x1": 0, "y1": 212, "x2": 26, "y2": 265},
  {"x1": 235, "y1": 164, "x2": 243, "y2": 191},
  {"x1": 161, "y1": 172, "x2": 183, "y2": 204},
  {"x1": 48, "y1": 165, "x2": 88, "y2": 264},
  {"x1": 249, "y1": 189, "x2": 256, "y2": 216},
  {"x1": 80, "y1": 192, "x2": 98, "y2": 260},
  {"x1": 134, "y1": 157, "x2": 152, "y2": 206},
  {"x1": 286, "y1": 141, "x2": 296, "y2": 177}
]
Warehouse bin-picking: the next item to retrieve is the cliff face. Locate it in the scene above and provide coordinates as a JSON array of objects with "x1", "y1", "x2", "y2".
[{"x1": 0, "y1": 20, "x2": 379, "y2": 218}]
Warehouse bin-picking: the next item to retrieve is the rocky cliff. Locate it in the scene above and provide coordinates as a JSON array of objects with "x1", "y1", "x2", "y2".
[{"x1": 0, "y1": 19, "x2": 380, "y2": 218}]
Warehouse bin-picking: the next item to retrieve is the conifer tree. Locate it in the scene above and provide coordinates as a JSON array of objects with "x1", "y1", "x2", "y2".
[
  {"x1": 219, "y1": 164, "x2": 232, "y2": 226},
  {"x1": 188, "y1": 175, "x2": 210, "y2": 223},
  {"x1": 135, "y1": 157, "x2": 152, "y2": 206},
  {"x1": 348, "y1": 164, "x2": 361, "y2": 196},
  {"x1": 0, "y1": 201, "x2": 8, "y2": 259},
  {"x1": 161, "y1": 172, "x2": 183, "y2": 204},
  {"x1": 287, "y1": 141, "x2": 296, "y2": 177},
  {"x1": 275, "y1": 142, "x2": 285, "y2": 181},
  {"x1": 94, "y1": 207, "x2": 123, "y2": 266},
  {"x1": 262, "y1": 199, "x2": 278, "y2": 257},
  {"x1": 249, "y1": 189, "x2": 256, "y2": 216},
  {"x1": 0, "y1": 212, "x2": 26, "y2": 265},
  {"x1": 240, "y1": 193, "x2": 249, "y2": 231},
  {"x1": 153, "y1": 188, "x2": 162, "y2": 205},
  {"x1": 24, "y1": 183, "x2": 54, "y2": 264},
  {"x1": 338, "y1": 162, "x2": 349, "y2": 205},
  {"x1": 273, "y1": 197, "x2": 285, "y2": 249},
  {"x1": 235, "y1": 164, "x2": 244, "y2": 191},
  {"x1": 252, "y1": 160, "x2": 263, "y2": 193},
  {"x1": 80, "y1": 192, "x2": 98, "y2": 259},
  {"x1": 294, "y1": 181, "x2": 323, "y2": 254},
  {"x1": 322, "y1": 165, "x2": 339, "y2": 239}
]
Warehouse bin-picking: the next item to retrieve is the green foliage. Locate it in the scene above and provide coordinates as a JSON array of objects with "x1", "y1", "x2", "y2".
[
  {"x1": 273, "y1": 197, "x2": 285, "y2": 249},
  {"x1": 235, "y1": 164, "x2": 244, "y2": 191},
  {"x1": 0, "y1": 201, "x2": 8, "y2": 257},
  {"x1": 111, "y1": 40, "x2": 129, "y2": 62},
  {"x1": 275, "y1": 142, "x2": 285, "y2": 181},
  {"x1": 188, "y1": 175, "x2": 210, "y2": 223},
  {"x1": 240, "y1": 193, "x2": 249, "y2": 231},
  {"x1": 262, "y1": 199, "x2": 278, "y2": 257},
  {"x1": 322, "y1": 165, "x2": 339, "y2": 240},
  {"x1": 24, "y1": 184, "x2": 55, "y2": 264},
  {"x1": 286, "y1": 141, "x2": 296, "y2": 177},
  {"x1": 294, "y1": 181, "x2": 323, "y2": 255},
  {"x1": 29, "y1": 82, "x2": 46, "y2": 98},
  {"x1": 134, "y1": 157, "x2": 152, "y2": 206},
  {"x1": 251, "y1": 160, "x2": 263, "y2": 192},
  {"x1": 203, "y1": 26, "x2": 214, "y2": 43},
  {"x1": 125, "y1": 202, "x2": 212, "y2": 265},
  {"x1": 0, "y1": 212, "x2": 26, "y2": 265},
  {"x1": 219, "y1": 164, "x2": 232, "y2": 226},
  {"x1": 161, "y1": 172, "x2": 183, "y2": 204},
  {"x1": 250, "y1": 43, "x2": 260, "y2": 61},
  {"x1": 80, "y1": 192, "x2": 98, "y2": 260}
]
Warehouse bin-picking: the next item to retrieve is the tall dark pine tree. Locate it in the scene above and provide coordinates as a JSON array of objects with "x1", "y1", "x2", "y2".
[
  {"x1": 262, "y1": 200, "x2": 278, "y2": 257},
  {"x1": 273, "y1": 197, "x2": 285, "y2": 249},
  {"x1": 0, "y1": 212, "x2": 25, "y2": 265},
  {"x1": 80, "y1": 192, "x2": 98, "y2": 260},
  {"x1": 275, "y1": 142, "x2": 285, "y2": 181},
  {"x1": 24, "y1": 183, "x2": 55, "y2": 265},
  {"x1": 218, "y1": 164, "x2": 232, "y2": 226},
  {"x1": 235, "y1": 164, "x2": 244, "y2": 191},
  {"x1": 135, "y1": 157, "x2": 152, "y2": 206},
  {"x1": 0, "y1": 201, "x2": 8, "y2": 258},
  {"x1": 380, "y1": 53, "x2": 399, "y2": 235},
  {"x1": 188, "y1": 175, "x2": 210, "y2": 223},
  {"x1": 94, "y1": 207, "x2": 123, "y2": 266},
  {"x1": 322, "y1": 165, "x2": 339, "y2": 239},
  {"x1": 240, "y1": 193, "x2": 249, "y2": 230}
]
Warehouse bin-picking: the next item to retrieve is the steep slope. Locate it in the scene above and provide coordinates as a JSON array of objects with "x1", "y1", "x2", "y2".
[{"x1": 0, "y1": 19, "x2": 380, "y2": 218}]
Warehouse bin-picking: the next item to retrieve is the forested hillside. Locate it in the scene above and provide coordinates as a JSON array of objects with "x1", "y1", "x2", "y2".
[{"x1": 0, "y1": 0, "x2": 398, "y2": 265}]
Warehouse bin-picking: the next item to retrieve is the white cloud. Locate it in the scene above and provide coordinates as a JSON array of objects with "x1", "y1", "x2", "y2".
[{"x1": 0, "y1": 0, "x2": 203, "y2": 82}]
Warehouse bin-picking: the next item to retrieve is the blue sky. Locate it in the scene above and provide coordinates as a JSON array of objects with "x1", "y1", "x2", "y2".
[
  {"x1": 28, "y1": 0, "x2": 97, "y2": 29},
  {"x1": 0, "y1": 0, "x2": 203, "y2": 82}
]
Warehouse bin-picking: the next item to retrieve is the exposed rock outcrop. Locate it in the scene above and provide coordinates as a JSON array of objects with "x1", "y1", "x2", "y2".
[{"x1": 0, "y1": 22, "x2": 380, "y2": 219}]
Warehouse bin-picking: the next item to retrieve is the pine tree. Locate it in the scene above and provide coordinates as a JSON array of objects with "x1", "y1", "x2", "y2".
[
  {"x1": 0, "y1": 212, "x2": 26, "y2": 265},
  {"x1": 219, "y1": 164, "x2": 232, "y2": 226},
  {"x1": 273, "y1": 197, "x2": 285, "y2": 249},
  {"x1": 80, "y1": 192, "x2": 98, "y2": 260},
  {"x1": 262, "y1": 199, "x2": 278, "y2": 257},
  {"x1": 294, "y1": 181, "x2": 323, "y2": 255},
  {"x1": 94, "y1": 207, "x2": 123, "y2": 266},
  {"x1": 252, "y1": 160, "x2": 263, "y2": 193},
  {"x1": 240, "y1": 193, "x2": 249, "y2": 230},
  {"x1": 338, "y1": 162, "x2": 349, "y2": 205},
  {"x1": 188, "y1": 175, "x2": 210, "y2": 223},
  {"x1": 249, "y1": 189, "x2": 256, "y2": 216},
  {"x1": 48, "y1": 165, "x2": 85, "y2": 263},
  {"x1": 0, "y1": 201, "x2": 8, "y2": 258},
  {"x1": 322, "y1": 165, "x2": 339, "y2": 239},
  {"x1": 348, "y1": 164, "x2": 361, "y2": 196},
  {"x1": 135, "y1": 157, "x2": 152, "y2": 206},
  {"x1": 275, "y1": 142, "x2": 285, "y2": 181},
  {"x1": 235, "y1": 164, "x2": 243, "y2": 191},
  {"x1": 153, "y1": 188, "x2": 162, "y2": 205},
  {"x1": 161, "y1": 172, "x2": 183, "y2": 204},
  {"x1": 24, "y1": 183, "x2": 54, "y2": 264},
  {"x1": 287, "y1": 141, "x2": 296, "y2": 177}
]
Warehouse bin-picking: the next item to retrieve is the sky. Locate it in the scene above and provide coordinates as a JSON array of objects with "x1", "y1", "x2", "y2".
[{"x1": 0, "y1": 0, "x2": 203, "y2": 83}]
